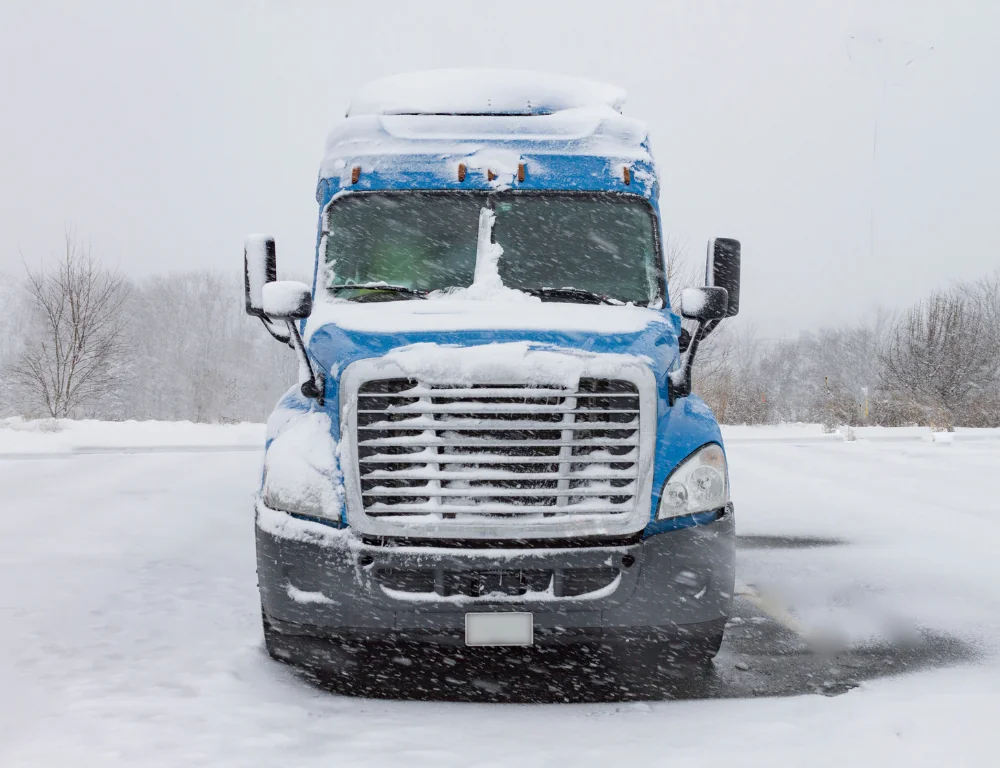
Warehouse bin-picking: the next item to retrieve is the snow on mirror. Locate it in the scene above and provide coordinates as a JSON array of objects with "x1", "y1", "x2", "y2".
[
  {"x1": 680, "y1": 286, "x2": 728, "y2": 320},
  {"x1": 262, "y1": 281, "x2": 312, "y2": 319},
  {"x1": 244, "y1": 234, "x2": 276, "y2": 316}
]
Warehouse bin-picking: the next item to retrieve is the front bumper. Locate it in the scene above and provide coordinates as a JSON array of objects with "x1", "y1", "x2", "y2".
[{"x1": 256, "y1": 502, "x2": 735, "y2": 646}]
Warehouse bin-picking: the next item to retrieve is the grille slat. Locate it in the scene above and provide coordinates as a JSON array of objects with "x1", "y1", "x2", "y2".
[
  {"x1": 358, "y1": 437, "x2": 640, "y2": 448},
  {"x1": 358, "y1": 406, "x2": 639, "y2": 415},
  {"x1": 366, "y1": 504, "x2": 629, "y2": 515},
  {"x1": 358, "y1": 419, "x2": 638, "y2": 431},
  {"x1": 359, "y1": 387, "x2": 638, "y2": 399},
  {"x1": 359, "y1": 452, "x2": 638, "y2": 465},
  {"x1": 363, "y1": 470, "x2": 637, "y2": 480},
  {"x1": 354, "y1": 378, "x2": 641, "y2": 529},
  {"x1": 363, "y1": 485, "x2": 635, "y2": 498}
]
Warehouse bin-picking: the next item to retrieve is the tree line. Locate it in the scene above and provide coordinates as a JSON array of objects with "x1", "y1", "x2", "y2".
[
  {"x1": 0, "y1": 236, "x2": 296, "y2": 423},
  {"x1": 2, "y1": 236, "x2": 998, "y2": 428},
  {"x1": 685, "y1": 273, "x2": 1000, "y2": 429}
]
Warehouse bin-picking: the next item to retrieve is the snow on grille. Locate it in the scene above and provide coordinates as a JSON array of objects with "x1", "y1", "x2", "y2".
[{"x1": 355, "y1": 378, "x2": 641, "y2": 522}]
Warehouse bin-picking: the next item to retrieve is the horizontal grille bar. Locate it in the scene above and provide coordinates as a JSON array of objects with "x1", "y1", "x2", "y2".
[
  {"x1": 359, "y1": 451, "x2": 638, "y2": 464},
  {"x1": 359, "y1": 419, "x2": 638, "y2": 431},
  {"x1": 362, "y1": 485, "x2": 635, "y2": 498},
  {"x1": 362, "y1": 470, "x2": 637, "y2": 481},
  {"x1": 358, "y1": 388, "x2": 639, "y2": 399},
  {"x1": 358, "y1": 437, "x2": 639, "y2": 448},
  {"x1": 359, "y1": 406, "x2": 638, "y2": 415},
  {"x1": 366, "y1": 503, "x2": 630, "y2": 515}
]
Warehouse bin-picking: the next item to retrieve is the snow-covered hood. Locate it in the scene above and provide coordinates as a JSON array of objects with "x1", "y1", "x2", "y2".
[
  {"x1": 305, "y1": 298, "x2": 671, "y2": 338},
  {"x1": 277, "y1": 298, "x2": 723, "y2": 539},
  {"x1": 304, "y1": 299, "x2": 681, "y2": 390}
]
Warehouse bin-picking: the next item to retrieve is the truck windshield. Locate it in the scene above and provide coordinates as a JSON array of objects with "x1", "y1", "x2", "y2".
[{"x1": 324, "y1": 191, "x2": 663, "y2": 305}]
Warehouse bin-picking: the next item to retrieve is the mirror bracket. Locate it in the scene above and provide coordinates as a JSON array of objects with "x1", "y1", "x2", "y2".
[
  {"x1": 259, "y1": 315, "x2": 291, "y2": 345},
  {"x1": 669, "y1": 233, "x2": 741, "y2": 404},
  {"x1": 283, "y1": 317, "x2": 324, "y2": 405},
  {"x1": 669, "y1": 320, "x2": 707, "y2": 403}
]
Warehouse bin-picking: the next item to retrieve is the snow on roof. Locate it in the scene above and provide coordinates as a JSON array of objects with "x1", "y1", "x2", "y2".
[
  {"x1": 319, "y1": 73, "x2": 651, "y2": 189},
  {"x1": 347, "y1": 69, "x2": 627, "y2": 117}
]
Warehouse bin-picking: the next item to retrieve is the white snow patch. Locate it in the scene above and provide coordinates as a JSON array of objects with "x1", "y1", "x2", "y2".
[
  {"x1": 260, "y1": 280, "x2": 310, "y2": 318},
  {"x1": 720, "y1": 423, "x2": 1000, "y2": 445},
  {"x1": 261, "y1": 411, "x2": 343, "y2": 521},
  {"x1": 255, "y1": 503, "x2": 348, "y2": 547},
  {"x1": 370, "y1": 341, "x2": 651, "y2": 390},
  {"x1": 243, "y1": 234, "x2": 271, "y2": 312},
  {"x1": 305, "y1": 298, "x2": 667, "y2": 338},
  {"x1": 348, "y1": 69, "x2": 627, "y2": 117},
  {"x1": 463, "y1": 148, "x2": 524, "y2": 190},
  {"x1": 4, "y1": 426, "x2": 1000, "y2": 765},
  {"x1": 285, "y1": 584, "x2": 335, "y2": 605},
  {"x1": 264, "y1": 387, "x2": 311, "y2": 443},
  {"x1": 320, "y1": 109, "x2": 651, "y2": 183},
  {"x1": 679, "y1": 287, "x2": 708, "y2": 316},
  {"x1": 429, "y1": 208, "x2": 537, "y2": 303},
  {"x1": 0, "y1": 417, "x2": 264, "y2": 455}
]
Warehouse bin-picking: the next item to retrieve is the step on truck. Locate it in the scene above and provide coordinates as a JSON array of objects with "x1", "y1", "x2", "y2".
[{"x1": 243, "y1": 70, "x2": 742, "y2": 683}]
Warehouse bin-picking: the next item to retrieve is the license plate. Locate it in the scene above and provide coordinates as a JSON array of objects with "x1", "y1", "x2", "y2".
[{"x1": 465, "y1": 612, "x2": 534, "y2": 646}]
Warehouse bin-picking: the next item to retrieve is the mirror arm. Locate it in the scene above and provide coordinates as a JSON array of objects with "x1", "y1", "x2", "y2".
[
  {"x1": 668, "y1": 319, "x2": 717, "y2": 403},
  {"x1": 699, "y1": 317, "x2": 722, "y2": 340},
  {"x1": 283, "y1": 319, "x2": 324, "y2": 404},
  {"x1": 259, "y1": 315, "x2": 291, "y2": 345}
]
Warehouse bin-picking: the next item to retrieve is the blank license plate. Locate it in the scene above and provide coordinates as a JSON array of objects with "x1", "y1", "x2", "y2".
[{"x1": 465, "y1": 612, "x2": 534, "y2": 646}]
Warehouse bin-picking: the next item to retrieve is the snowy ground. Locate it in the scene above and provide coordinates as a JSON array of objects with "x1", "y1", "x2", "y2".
[{"x1": 2, "y1": 419, "x2": 999, "y2": 766}]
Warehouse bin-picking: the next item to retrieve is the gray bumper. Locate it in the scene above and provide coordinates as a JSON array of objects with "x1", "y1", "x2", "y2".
[{"x1": 256, "y1": 503, "x2": 735, "y2": 645}]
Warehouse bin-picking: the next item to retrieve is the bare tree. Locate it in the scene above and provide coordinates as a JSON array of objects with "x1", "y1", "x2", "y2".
[
  {"x1": 664, "y1": 234, "x2": 698, "y2": 309},
  {"x1": 880, "y1": 286, "x2": 1000, "y2": 424},
  {"x1": 120, "y1": 270, "x2": 299, "y2": 423},
  {"x1": 11, "y1": 236, "x2": 131, "y2": 418}
]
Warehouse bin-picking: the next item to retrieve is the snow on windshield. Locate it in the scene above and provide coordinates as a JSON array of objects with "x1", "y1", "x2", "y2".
[{"x1": 323, "y1": 191, "x2": 662, "y2": 305}]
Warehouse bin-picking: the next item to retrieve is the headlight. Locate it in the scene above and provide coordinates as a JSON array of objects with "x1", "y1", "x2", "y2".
[{"x1": 657, "y1": 443, "x2": 728, "y2": 519}]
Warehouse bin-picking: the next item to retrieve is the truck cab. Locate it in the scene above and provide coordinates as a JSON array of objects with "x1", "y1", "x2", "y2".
[{"x1": 244, "y1": 70, "x2": 741, "y2": 680}]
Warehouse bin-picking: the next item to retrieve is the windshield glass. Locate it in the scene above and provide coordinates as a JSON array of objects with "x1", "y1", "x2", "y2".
[{"x1": 324, "y1": 192, "x2": 662, "y2": 304}]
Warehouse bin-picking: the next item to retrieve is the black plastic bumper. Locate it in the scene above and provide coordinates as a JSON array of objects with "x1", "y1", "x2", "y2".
[{"x1": 256, "y1": 503, "x2": 735, "y2": 646}]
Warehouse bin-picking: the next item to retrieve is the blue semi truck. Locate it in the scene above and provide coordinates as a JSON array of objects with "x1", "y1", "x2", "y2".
[{"x1": 243, "y1": 70, "x2": 742, "y2": 681}]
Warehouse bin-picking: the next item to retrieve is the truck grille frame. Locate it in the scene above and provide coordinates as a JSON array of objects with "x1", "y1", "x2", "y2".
[{"x1": 339, "y1": 357, "x2": 656, "y2": 541}]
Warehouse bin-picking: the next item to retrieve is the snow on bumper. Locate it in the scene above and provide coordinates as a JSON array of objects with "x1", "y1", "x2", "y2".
[{"x1": 255, "y1": 502, "x2": 735, "y2": 643}]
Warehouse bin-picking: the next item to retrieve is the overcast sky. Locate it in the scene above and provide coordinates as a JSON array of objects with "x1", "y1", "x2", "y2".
[{"x1": 1, "y1": 0, "x2": 997, "y2": 335}]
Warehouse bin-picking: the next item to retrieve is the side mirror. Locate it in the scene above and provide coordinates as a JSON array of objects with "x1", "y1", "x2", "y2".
[
  {"x1": 262, "y1": 281, "x2": 312, "y2": 320},
  {"x1": 244, "y1": 234, "x2": 277, "y2": 317},
  {"x1": 706, "y1": 238, "x2": 741, "y2": 317},
  {"x1": 680, "y1": 286, "x2": 729, "y2": 321}
]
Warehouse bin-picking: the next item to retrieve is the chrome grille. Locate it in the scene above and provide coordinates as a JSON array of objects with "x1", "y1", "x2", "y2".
[{"x1": 354, "y1": 378, "x2": 641, "y2": 522}]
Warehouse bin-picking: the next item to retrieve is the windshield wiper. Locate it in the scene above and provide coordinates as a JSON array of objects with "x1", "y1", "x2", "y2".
[
  {"x1": 524, "y1": 287, "x2": 625, "y2": 306},
  {"x1": 330, "y1": 283, "x2": 428, "y2": 302}
]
